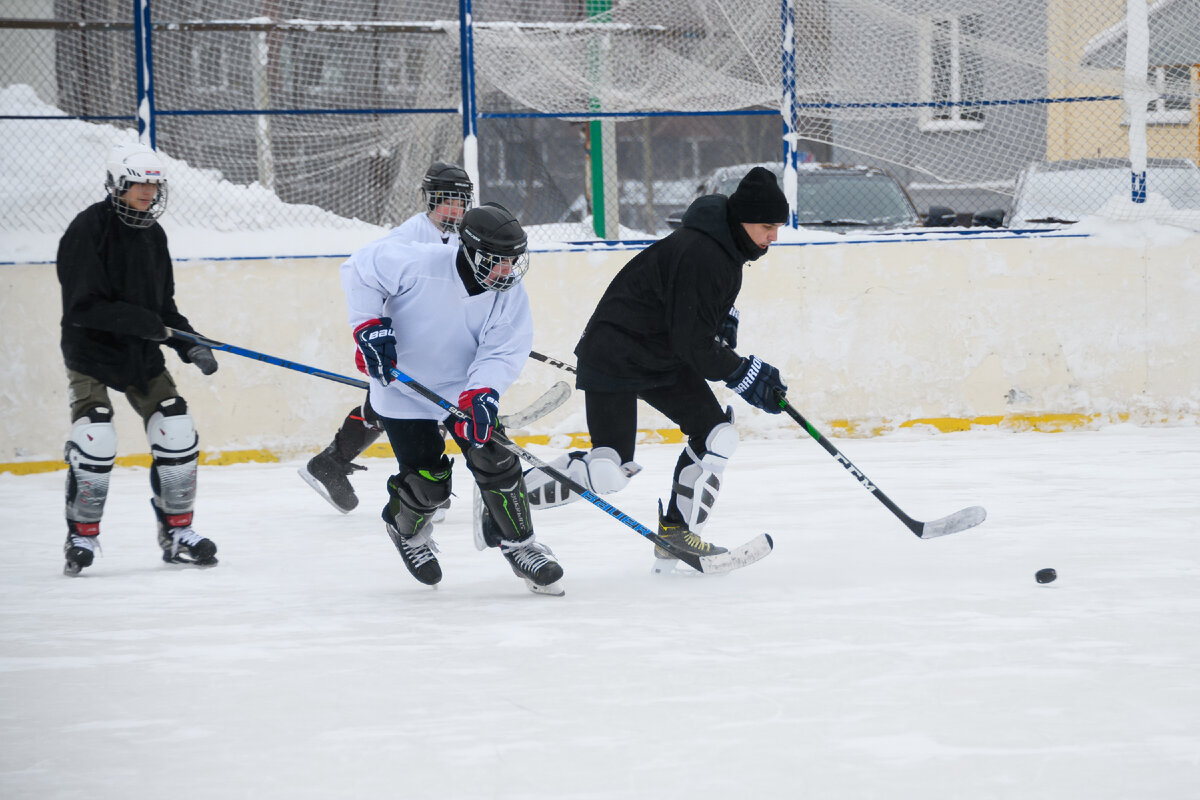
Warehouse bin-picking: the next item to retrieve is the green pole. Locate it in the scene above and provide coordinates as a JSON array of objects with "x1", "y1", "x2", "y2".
[{"x1": 587, "y1": 0, "x2": 615, "y2": 239}]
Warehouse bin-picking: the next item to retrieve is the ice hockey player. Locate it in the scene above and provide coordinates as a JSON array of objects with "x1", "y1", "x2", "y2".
[
  {"x1": 300, "y1": 162, "x2": 474, "y2": 514},
  {"x1": 340, "y1": 201, "x2": 564, "y2": 595},
  {"x1": 56, "y1": 142, "x2": 220, "y2": 576},
  {"x1": 519, "y1": 166, "x2": 790, "y2": 563}
]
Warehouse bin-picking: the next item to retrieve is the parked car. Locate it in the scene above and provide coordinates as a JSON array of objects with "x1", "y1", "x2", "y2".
[
  {"x1": 665, "y1": 161, "x2": 955, "y2": 232},
  {"x1": 976, "y1": 157, "x2": 1200, "y2": 228}
]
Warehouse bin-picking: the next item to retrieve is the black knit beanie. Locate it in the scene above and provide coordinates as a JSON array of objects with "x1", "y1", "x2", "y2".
[{"x1": 728, "y1": 166, "x2": 789, "y2": 224}]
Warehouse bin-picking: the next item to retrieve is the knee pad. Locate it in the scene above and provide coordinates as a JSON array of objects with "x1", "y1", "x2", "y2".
[
  {"x1": 525, "y1": 446, "x2": 642, "y2": 509},
  {"x1": 147, "y1": 405, "x2": 199, "y2": 515},
  {"x1": 673, "y1": 417, "x2": 739, "y2": 533},
  {"x1": 64, "y1": 410, "x2": 117, "y2": 524},
  {"x1": 463, "y1": 441, "x2": 522, "y2": 489},
  {"x1": 385, "y1": 458, "x2": 453, "y2": 537}
]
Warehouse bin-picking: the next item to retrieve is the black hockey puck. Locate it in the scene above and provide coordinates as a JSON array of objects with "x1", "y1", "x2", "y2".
[{"x1": 1035, "y1": 568, "x2": 1057, "y2": 584}]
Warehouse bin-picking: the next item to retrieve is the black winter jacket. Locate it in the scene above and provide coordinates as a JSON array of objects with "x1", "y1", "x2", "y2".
[
  {"x1": 57, "y1": 199, "x2": 197, "y2": 392},
  {"x1": 574, "y1": 194, "x2": 752, "y2": 391}
]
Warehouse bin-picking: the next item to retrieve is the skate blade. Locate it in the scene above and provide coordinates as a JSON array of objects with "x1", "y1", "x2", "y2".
[
  {"x1": 297, "y1": 467, "x2": 354, "y2": 514},
  {"x1": 650, "y1": 558, "x2": 705, "y2": 577},
  {"x1": 524, "y1": 578, "x2": 565, "y2": 596},
  {"x1": 161, "y1": 553, "x2": 219, "y2": 568},
  {"x1": 63, "y1": 562, "x2": 85, "y2": 577}
]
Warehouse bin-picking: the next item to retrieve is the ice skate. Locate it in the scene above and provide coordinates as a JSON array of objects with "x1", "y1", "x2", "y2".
[
  {"x1": 154, "y1": 503, "x2": 218, "y2": 566},
  {"x1": 500, "y1": 537, "x2": 565, "y2": 596},
  {"x1": 385, "y1": 520, "x2": 442, "y2": 586},
  {"x1": 654, "y1": 503, "x2": 727, "y2": 561},
  {"x1": 300, "y1": 446, "x2": 367, "y2": 513},
  {"x1": 63, "y1": 523, "x2": 100, "y2": 576}
]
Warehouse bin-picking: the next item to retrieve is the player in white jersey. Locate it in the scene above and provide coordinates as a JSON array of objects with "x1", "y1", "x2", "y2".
[
  {"x1": 300, "y1": 162, "x2": 472, "y2": 513},
  {"x1": 342, "y1": 202, "x2": 564, "y2": 595}
]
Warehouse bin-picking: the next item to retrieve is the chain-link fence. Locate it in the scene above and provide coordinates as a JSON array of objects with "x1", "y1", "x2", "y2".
[{"x1": 2, "y1": 0, "x2": 1198, "y2": 248}]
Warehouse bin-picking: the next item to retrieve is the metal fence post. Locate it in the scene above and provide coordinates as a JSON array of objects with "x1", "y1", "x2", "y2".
[{"x1": 133, "y1": 0, "x2": 157, "y2": 146}]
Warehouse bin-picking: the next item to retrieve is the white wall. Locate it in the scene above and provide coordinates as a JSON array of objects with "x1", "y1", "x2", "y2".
[{"x1": 3, "y1": 231, "x2": 1198, "y2": 467}]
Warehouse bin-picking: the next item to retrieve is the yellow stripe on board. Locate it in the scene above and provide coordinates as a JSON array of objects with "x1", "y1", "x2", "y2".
[{"x1": 0, "y1": 413, "x2": 1156, "y2": 476}]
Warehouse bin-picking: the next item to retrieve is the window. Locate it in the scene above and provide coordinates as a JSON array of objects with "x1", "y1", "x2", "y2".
[
  {"x1": 1146, "y1": 66, "x2": 1192, "y2": 125},
  {"x1": 193, "y1": 43, "x2": 229, "y2": 94},
  {"x1": 920, "y1": 14, "x2": 985, "y2": 131}
]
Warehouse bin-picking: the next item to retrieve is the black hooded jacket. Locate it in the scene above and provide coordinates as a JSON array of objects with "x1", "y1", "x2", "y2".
[
  {"x1": 57, "y1": 199, "x2": 197, "y2": 392},
  {"x1": 574, "y1": 194, "x2": 758, "y2": 391}
]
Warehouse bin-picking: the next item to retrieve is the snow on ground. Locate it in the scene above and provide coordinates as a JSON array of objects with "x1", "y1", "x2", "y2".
[{"x1": 2, "y1": 425, "x2": 1198, "y2": 799}]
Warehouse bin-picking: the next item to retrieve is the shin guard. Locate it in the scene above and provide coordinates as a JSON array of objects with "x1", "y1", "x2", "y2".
[
  {"x1": 64, "y1": 407, "x2": 117, "y2": 530},
  {"x1": 524, "y1": 447, "x2": 642, "y2": 509},
  {"x1": 147, "y1": 399, "x2": 199, "y2": 516},
  {"x1": 670, "y1": 415, "x2": 739, "y2": 533},
  {"x1": 384, "y1": 457, "x2": 453, "y2": 539}
]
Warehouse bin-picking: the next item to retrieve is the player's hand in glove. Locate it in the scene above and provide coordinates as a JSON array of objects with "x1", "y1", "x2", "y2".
[
  {"x1": 724, "y1": 355, "x2": 786, "y2": 414},
  {"x1": 186, "y1": 345, "x2": 219, "y2": 375},
  {"x1": 454, "y1": 388, "x2": 500, "y2": 448},
  {"x1": 716, "y1": 306, "x2": 740, "y2": 349},
  {"x1": 353, "y1": 317, "x2": 397, "y2": 386}
]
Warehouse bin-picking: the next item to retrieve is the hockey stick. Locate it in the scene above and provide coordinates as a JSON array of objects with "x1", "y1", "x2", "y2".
[
  {"x1": 529, "y1": 349, "x2": 577, "y2": 374},
  {"x1": 387, "y1": 364, "x2": 772, "y2": 575},
  {"x1": 778, "y1": 394, "x2": 986, "y2": 538},
  {"x1": 164, "y1": 328, "x2": 571, "y2": 430}
]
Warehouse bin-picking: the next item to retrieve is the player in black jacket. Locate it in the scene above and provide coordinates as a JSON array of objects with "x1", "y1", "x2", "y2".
[
  {"x1": 57, "y1": 142, "x2": 220, "y2": 575},
  {"x1": 523, "y1": 166, "x2": 789, "y2": 560}
]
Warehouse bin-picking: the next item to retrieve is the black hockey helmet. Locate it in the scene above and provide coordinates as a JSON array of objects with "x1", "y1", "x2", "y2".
[
  {"x1": 459, "y1": 202, "x2": 529, "y2": 292},
  {"x1": 421, "y1": 162, "x2": 474, "y2": 233}
]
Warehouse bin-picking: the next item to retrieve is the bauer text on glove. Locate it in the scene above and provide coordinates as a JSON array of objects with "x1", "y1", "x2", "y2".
[
  {"x1": 724, "y1": 355, "x2": 786, "y2": 414},
  {"x1": 454, "y1": 388, "x2": 500, "y2": 448},
  {"x1": 353, "y1": 318, "x2": 397, "y2": 386}
]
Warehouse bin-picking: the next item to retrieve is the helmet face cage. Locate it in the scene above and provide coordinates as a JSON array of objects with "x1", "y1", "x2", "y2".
[
  {"x1": 423, "y1": 187, "x2": 473, "y2": 234},
  {"x1": 105, "y1": 145, "x2": 168, "y2": 229},
  {"x1": 421, "y1": 163, "x2": 474, "y2": 234},
  {"x1": 464, "y1": 246, "x2": 530, "y2": 292}
]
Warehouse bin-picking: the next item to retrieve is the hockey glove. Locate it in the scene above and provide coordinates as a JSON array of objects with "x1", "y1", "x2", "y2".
[
  {"x1": 186, "y1": 345, "x2": 219, "y2": 375},
  {"x1": 353, "y1": 317, "x2": 398, "y2": 386},
  {"x1": 454, "y1": 388, "x2": 500, "y2": 448},
  {"x1": 716, "y1": 306, "x2": 740, "y2": 349},
  {"x1": 724, "y1": 355, "x2": 786, "y2": 414}
]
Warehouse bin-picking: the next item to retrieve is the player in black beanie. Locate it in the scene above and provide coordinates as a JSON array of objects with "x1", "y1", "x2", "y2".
[{"x1": 506, "y1": 164, "x2": 790, "y2": 570}]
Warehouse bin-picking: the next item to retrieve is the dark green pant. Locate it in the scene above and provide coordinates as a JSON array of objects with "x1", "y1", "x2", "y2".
[{"x1": 66, "y1": 369, "x2": 181, "y2": 424}]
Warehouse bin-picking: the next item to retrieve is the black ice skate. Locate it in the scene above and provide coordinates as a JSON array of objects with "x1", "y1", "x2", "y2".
[
  {"x1": 153, "y1": 504, "x2": 218, "y2": 566},
  {"x1": 500, "y1": 537, "x2": 565, "y2": 596},
  {"x1": 654, "y1": 503, "x2": 728, "y2": 561},
  {"x1": 385, "y1": 521, "x2": 442, "y2": 586},
  {"x1": 299, "y1": 446, "x2": 367, "y2": 513},
  {"x1": 63, "y1": 522, "x2": 100, "y2": 576}
]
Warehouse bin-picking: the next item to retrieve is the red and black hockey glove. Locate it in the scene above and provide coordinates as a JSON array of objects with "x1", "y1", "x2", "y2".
[
  {"x1": 454, "y1": 387, "x2": 500, "y2": 448},
  {"x1": 353, "y1": 317, "x2": 397, "y2": 386}
]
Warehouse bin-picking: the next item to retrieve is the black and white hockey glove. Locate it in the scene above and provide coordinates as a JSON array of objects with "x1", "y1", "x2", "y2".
[{"x1": 716, "y1": 306, "x2": 740, "y2": 349}]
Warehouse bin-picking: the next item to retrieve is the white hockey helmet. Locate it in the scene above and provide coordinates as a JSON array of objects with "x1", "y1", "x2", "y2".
[{"x1": 105, "y1": 142, "x2": 169, "y2": 228}]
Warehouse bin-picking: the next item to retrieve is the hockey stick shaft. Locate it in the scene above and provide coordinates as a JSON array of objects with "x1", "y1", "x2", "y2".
[
  {"x1": 384, "y1": 364, "x2": 707, "y2": 572},
  {"x1": 165, "y1": 328, "x2": 570, "y2": 429},
  {"x1": 528, "y1": 350, "x2": 577, "y2": 374},
  {"x1": 778, "y1": 395, "x2": 985, "y2": 539}
]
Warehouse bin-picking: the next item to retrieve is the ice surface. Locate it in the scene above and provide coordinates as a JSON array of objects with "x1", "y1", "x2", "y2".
[{"x1": 3, "y1": 426, "x2": 1198, "y2": 799}]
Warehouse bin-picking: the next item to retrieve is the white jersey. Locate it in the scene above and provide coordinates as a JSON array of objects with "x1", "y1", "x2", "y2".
[
  {"x1": 340, "y1": 231, "x2": 533, "y2": 421},
  {"x1": 386, "y1": 211, "x2": 457, "y2": 246}
]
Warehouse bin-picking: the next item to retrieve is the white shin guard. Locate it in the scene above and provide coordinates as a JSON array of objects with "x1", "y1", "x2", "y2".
[
  {"x1": 673, "y1": 419, "x2": 739, "y2": 533},
  {"x1": 525, "y1": 446, "x2": 642, "y2": 509},
  {"x1": 65, "y1": 417, "x2": 118, "y2": 524},
  {"x1": 147, "y1": 410, "x2": 199, "y2": 515}
]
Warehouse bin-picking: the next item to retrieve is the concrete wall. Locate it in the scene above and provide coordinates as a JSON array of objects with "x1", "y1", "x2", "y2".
[{"x1": 3, "y1": 231, "x2": 1198, "y2": 470}]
